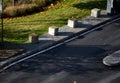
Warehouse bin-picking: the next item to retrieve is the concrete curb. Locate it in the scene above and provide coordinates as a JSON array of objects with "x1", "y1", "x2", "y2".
[{"x1": 0, "y1": 13, "x2": 120, "y2": 71}]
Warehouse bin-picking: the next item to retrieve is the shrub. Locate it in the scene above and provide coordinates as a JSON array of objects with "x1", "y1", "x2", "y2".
[
  {"x1": 3, "y1": 0, "x2": 59, "y2": 17},
  {"x1": 4, "y1": 4, "x2": 39, "y2": 17},
  {"x1": 3, "y1": 6, "x2": 18, "y2": 17}
]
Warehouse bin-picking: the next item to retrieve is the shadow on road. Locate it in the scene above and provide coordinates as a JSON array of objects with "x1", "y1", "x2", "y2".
[{"x1": 6, "y1": 44, "x2": 120, "y2": 75}]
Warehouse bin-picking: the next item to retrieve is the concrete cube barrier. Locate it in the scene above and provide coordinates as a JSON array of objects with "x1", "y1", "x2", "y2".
[
  {"x1": 48, "y1": 26, "x2": 59, "y2": 36},
  {"x1": 91, "y1": 8, "x2": 101, "y2": 18},
  {"x1": 29, "y1": 33, "x2": 39, "y2": 43},
  {"x1": 67, "y1": 19, "x2": 77, "y2": 28}
]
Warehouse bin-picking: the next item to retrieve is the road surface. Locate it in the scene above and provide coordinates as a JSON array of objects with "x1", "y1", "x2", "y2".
[{"x1": 0, "y1": 19, "x2": 120, "y2": 83}]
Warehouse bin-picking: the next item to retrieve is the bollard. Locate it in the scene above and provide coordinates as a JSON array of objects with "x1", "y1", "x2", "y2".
[
  {"x1": 113, "y1": 0, "x2": 120, "y2": 14},
  {"x1": 48, "y1": 26, "x2": 59, "y2": 36},
  {"x1": 29, "y1": 33, "x2": 39, "y2": 43},
  {"x1": 91, "y1": 8, "x2": 101, "y2": 18},
  {"x1": 67, "y1": 19, "x2": 77, "y2": 28},
  {"x1": 106, "y1": 0, "x2": 115, "y2": 15}
]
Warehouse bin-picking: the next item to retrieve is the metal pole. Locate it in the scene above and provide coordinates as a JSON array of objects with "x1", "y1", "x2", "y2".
[{"x1": 1, "y1": 0, "x2": 4, "y2": 49}]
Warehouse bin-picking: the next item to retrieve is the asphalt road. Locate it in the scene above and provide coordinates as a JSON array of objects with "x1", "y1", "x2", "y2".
[{"x1": 0, "y1": 19, "x2": 120, "y2": 83}]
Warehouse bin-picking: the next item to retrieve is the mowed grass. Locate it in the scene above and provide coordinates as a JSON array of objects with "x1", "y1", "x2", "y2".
[{"x1": 1, "y1": 0, "x2": 106, "y2": 43}]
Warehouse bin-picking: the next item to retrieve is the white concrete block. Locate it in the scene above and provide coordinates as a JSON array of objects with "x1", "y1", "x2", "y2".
[
  {"x1": 48, "y1": 26, "x2": 58, "y2": 36},
  {"x1": 67, "y1": 19, "x2": 77, "y2": 28},
  {"x1": 91, "y1": 8, "x2": 101, "y2": 18}
]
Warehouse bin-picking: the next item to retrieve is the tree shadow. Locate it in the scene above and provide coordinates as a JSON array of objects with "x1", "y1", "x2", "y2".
[
  {"x1": 7, "y1": 44, "x2": 120, "y2": 75},
  {"x1": 73, "y1": 0, "x2": 106, "y2": 10}
]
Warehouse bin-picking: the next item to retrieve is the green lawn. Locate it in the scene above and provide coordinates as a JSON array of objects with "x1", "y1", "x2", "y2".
[{"x1": 1, "y1": 0, "x2": 106, "y2": 43}]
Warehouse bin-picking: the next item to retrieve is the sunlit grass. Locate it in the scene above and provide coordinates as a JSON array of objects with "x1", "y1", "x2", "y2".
[{"x1": 1, "y1": 0, "x2": 106, "y2": 43}]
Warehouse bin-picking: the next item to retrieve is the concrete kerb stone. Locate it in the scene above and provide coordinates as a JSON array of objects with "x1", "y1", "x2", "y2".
[{"x1": 0, "y1": 12, "x2": 120, "y2": 72}]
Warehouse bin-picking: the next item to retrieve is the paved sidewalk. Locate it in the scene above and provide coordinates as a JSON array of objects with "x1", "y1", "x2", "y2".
[{"x1": 0, "y1": 10, "x2": 119, "y2": 71}]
